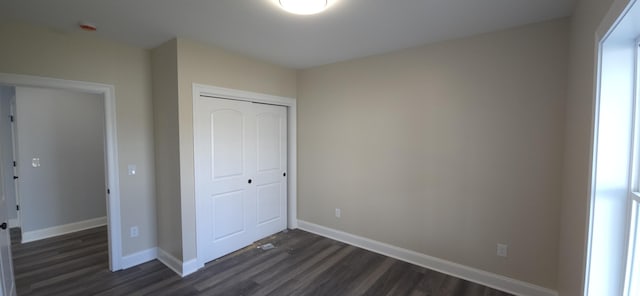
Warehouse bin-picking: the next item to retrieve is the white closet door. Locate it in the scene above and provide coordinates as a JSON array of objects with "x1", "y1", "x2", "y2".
[
  {"x1": 195, "y1": 96, "x2": 287, "y2": 264},
  {"x1": 254, "y1": 103, "x2": 287, "y2": 239}
]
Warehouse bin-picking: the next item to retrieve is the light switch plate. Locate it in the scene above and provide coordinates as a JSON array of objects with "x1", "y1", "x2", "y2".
[{"x1": 128, "y1": 165, "x2": 136, "y2": 176}]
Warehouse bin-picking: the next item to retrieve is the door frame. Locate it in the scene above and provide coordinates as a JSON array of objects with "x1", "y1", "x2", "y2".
[
  {"x1": 0, "y1": 72, "x2": 123, "y2": 271},
  {"x1": 192, "y1": 83, "x2": 297, "y2": 265},
  {"x1": 0, "y1": 90, "x2": 20, "y2": 228},
  {"x1": 9, "y1": 98, "x2": 20, "y2": 229},
  {"x1": 0, "y1": 86, "x2": 16, "y2": 296}
]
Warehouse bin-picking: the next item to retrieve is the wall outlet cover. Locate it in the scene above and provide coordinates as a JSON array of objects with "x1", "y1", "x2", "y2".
[
  {"x1": 497, "y1": 243, "x2": 508, "y2": 257},
  {"x1": 130, "y1": 226, "x2": 139, "y2": 238}
]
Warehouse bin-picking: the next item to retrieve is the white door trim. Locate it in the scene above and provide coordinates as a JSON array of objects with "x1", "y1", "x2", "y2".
[
  {"x1": 9, "y1": 98, "x2": 20, "y2": 229},
  {"x1": 0, "y1": 72, "x2": 123, "y2": 271},
  {"x1": 192, "y1": 83, "x2": 298, "y2": 266}
]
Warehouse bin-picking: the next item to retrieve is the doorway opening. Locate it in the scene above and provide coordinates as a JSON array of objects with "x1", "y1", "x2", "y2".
[{"x1": 0, "y1": 73, "x2": 122, "y2": 272}]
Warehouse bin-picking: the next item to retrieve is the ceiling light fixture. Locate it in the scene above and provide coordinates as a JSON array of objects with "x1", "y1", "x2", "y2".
[{"x1": 279, "y1": 0, "x2": 328, "y2": 15}]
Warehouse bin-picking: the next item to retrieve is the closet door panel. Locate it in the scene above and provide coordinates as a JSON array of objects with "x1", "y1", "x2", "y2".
[
  {"x1": 254, "y1": 104, "x2": 287, "y2": 238},
  {"x1": 195, "y1": 97, "x2": 256, "y2": 263},
  {"x1": 195, "y1": 97, "x2": 287, "y2": 264}
]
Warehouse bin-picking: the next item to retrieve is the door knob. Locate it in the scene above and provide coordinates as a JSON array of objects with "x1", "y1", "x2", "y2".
[
  {"x1": 0, "y1": 222, "x2": 7, "y2": 230},
  {"x1": 248, "y1": 179, "x2": 252, "y2": 184}
]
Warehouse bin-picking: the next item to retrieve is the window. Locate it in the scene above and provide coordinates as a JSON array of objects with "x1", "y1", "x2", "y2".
[
  {"x1": 586, "y1": 1, "x2": 640, "y2": 294},
  {"x1": 626, "y1": 198, "x2": 640, "y2": 295},
  {"x1": 624, "y1": 42, "x2": 640, "y2": 296}
]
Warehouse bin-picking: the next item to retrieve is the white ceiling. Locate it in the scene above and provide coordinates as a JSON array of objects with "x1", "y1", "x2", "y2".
[{"x1": 1, "y1": 0, "x2": 576, "y2": 69}]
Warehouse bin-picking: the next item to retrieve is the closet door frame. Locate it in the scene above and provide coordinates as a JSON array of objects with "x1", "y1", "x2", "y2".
[{"x1": 192, "y1": 83, "x2": 297, "y2": 265}]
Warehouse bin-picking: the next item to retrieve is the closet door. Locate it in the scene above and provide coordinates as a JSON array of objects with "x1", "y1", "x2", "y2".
[
  {"x1": 195, "y1": 98, "x2": 256, "y2": 263},
  {"x1": 254, "y1": 103, "x2": 287, "y2": 239},
  {"x1": 195, "y1": 96, "x2": 287, "y2": 264}
]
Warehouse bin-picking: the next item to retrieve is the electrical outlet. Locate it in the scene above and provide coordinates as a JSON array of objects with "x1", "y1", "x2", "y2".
[
  {"x1": 130, "y1": 226, "x2": 139, "y2": 238},
  {"x1": 497, "y1": 243, "x2": 508, "y2": 257},
  {"x1": 335, "y1": 208, "x2": 341, "y2": 218}
]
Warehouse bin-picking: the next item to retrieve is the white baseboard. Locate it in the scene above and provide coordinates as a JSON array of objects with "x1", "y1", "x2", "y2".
[
  {"x1": 297, "y1": 220, "x2": 558, "y2": 296},
  {"x1": 8, "y1": 219, "x2": 19, "y2": 228},
  {"x1": 157, "y1": 248, "x2": 182, "y2": 276},
  {"x1": 182, "y1": 258, "x2": 201, "y2": 276},
  {"x1": 22, "y1": 217, "x2": 107, "y2": 243},
  {"x1": 121, "y1": 247, "x2": 158, "y2": 269},
  {"x1": 157, "y1": 248, "x2": 203, "y2": 277}
]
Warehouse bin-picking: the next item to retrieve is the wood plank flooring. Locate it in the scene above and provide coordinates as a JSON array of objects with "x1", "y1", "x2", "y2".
[{"x1": 11, "y1": 227, "x2": 513, "y2": 296}]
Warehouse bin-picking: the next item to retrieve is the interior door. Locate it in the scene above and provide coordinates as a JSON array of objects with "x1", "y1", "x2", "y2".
[
  {"x1": 195, "y1": 96, "x2": 287, "y2": 264},
  {"x1": 195, "y1": 97, "x2": 256, "y2": 262},
  {"x1": 0, "y1": 189, "x2": 15, "y2": 296},
  {"x1": 254, "y1": 103, "x2": 287, "y2": 239},
  {"x1": 0, "y1": 91, "x2": 15, "y2": 296}
]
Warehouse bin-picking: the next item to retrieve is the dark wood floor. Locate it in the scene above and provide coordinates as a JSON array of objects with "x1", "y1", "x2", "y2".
[{"x1": 11, "y1": 226, "x2": 513, "y2": 296}]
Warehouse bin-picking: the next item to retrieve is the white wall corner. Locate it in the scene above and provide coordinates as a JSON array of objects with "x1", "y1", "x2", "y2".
[
  {"x1": 21, "y1": 216, "x2": 107, "y2": 243},
  {"x1": 121, "y1": 247, "x2": 158, "y2": 269},
  {"x1": 297, "y1": 220, "x2": 558, "y2": 296},
  {"x1": 157, "y1": 248, "x2": 203, "y2": 277}
]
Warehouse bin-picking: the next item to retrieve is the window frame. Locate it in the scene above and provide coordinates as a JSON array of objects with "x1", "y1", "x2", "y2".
[{"x1": 624, "y1": 39, "x2": 640, "y2": 296}]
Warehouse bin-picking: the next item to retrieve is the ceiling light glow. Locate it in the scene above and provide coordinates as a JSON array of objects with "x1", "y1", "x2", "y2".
[{"x1": 279, "y1": 0, "x2": 328, "y2": 15}]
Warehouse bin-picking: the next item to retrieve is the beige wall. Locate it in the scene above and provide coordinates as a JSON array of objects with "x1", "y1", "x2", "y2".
[
  {"x1": 151, "y1": 40, "x2": 182, "y2": 259},
  {"x1": 0, "y1": 22, "x2": 156, "y2": 256},
  {"x1": 298, "y1": 19, "x2": 569, "y2": 289},
  {"x1": 175, "y1": 38, "x2": 297, "y2": 261},
  {"x1": 557, "y1": 0, "x2": 617, "y2": 295},
  {"x1": 2, "y1": 7, "x2": 620, "y2": 291}
]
